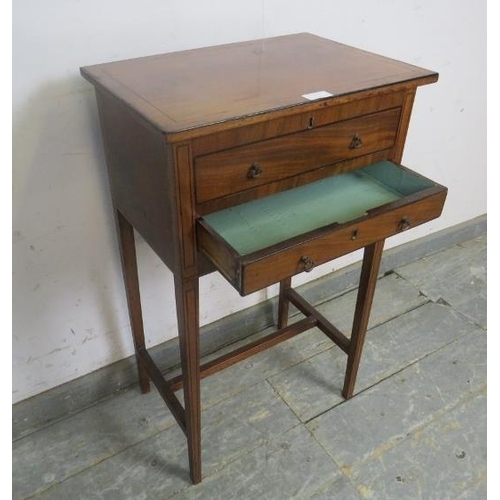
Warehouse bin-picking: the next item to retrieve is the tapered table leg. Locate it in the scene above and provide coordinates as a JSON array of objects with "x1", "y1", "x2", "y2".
[
  {"x1": 277, "y1": 277, "x2": 292, "y2": 329},
  {"x1": 342, "y1": 240, "x2": 385, "y2": 399},
  {"x1": 175, "y1": 276, "x2": 202, "y2": 484},
  {"x1": 115, "y1": 209, "x2": 151, "y2": 394}
]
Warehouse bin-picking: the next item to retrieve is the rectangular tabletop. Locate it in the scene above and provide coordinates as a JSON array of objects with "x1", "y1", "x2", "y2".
[{"x1": 80, "y1": 33, "x2": 437, "y2": 136}]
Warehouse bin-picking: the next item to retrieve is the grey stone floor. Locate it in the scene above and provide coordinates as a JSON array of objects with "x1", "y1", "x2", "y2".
[{"x1": 13, "y1": 235, "x2": 487, "y2": 500}]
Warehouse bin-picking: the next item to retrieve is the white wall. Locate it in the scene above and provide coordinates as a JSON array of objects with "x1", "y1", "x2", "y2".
[{"x1": 12, "y1": 0, "x2": 486, "y2": 403}]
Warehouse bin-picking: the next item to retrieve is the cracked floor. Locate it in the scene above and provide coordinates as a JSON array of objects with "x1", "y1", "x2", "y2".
[{"x1": 13, "y1": 234, "x2": 486, "y2": 499}]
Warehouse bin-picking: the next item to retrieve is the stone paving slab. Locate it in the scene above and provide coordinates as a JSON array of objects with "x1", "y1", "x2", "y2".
[
  {"x1": 347, "y1": 391, "x2": 486, "y2": 500},
  {"x1": 13, "y1": 387, "x2": 177, "y2": 499},
  {"x1": 455, "y1": 478, "x2": 488, "y2": 500},
  {"x1": 36, "y1": 423, "x2": 189, "y2": 500},
  {"x1": 30, "y1": 381, "x2": 299, "y2": 499},
  {"x1": 396, "y1": 236, "x2": 486, "y2": 328},
  {"x1": 169, "y1": 425, "x2": 341, "y2": 500},
  {"x1": 192, "y1": 326, "x2": 332, "y2": 411},
  {"x1": 307, "y1": 328, "x2": 486, "y2": 473},
  {"x1": 306, "y1": 474, "x2": 364, "y2": 500},
  {"x1": 269, "y1": 301, "x2": 477, "y2": 422},
  {"x1": 311, "y1": 272, "x2": 428, "y2": 335}
]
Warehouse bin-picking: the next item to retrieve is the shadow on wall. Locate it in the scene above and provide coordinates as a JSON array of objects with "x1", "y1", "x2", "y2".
[{"x1": 12, "y1": 75, "x2": 139, "y2": 402}]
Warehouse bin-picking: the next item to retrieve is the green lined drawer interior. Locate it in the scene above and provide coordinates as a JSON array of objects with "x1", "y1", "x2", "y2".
[{"x1": 202, "y1": 161, "x2": 434, "y2": 256}]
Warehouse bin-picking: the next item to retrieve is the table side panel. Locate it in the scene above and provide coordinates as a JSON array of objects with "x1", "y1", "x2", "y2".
[
  {"x1": 392, "y1": 89, "x2": 417, "y2": 163},
  {"x1": 95, "y1": 89, "x2": 178, "y2": 272}
]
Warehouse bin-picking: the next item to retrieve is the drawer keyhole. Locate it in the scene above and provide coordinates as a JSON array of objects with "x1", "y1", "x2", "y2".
[
  {"x1": 300, "y1": 256, "x2": 315, "y2": 272},
  {"x1": 308, "y1": 116, "x2": 314, "y2": 129},
  {"x1": 349, "y1": 134, "x2": 363, "y2": 149},
  {"x1": 247, "y1": 163, "x2": 263, "y2": 179}
]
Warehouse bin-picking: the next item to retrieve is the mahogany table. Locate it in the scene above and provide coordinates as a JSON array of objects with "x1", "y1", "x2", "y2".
[{"x1": 81, "y1": 33, "x2": 446, "y2": 484}]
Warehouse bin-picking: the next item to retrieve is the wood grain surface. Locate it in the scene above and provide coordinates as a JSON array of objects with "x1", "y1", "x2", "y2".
[{"x1": 81, "y1": 33, "x2": 437, "y2": 138}]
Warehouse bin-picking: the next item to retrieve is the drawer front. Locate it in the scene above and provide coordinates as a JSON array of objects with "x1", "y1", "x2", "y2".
[
  {"x1": 191, "y1": 91, "x2": 406, "y2": 157},
  {"x1": 195, "y1": 108, "x2": 400, "y2": 203},
  {"x1": 197, "y1": 187, "x2": 446, "y2": 296},
  {"x1": 240, "y1": 191, "x2": 446, "y2": 294}
]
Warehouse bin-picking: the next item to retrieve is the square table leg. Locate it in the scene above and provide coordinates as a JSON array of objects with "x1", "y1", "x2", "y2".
[
  {"x1": 343, "y1": 239, "x2": 385, "y2": 399},
  {"x1": 175, "y1": 276, "x2": 202, "y2": 484},
  {"x1": 115, "y1": 209, "x2": 151, "y2": 394},
  {"x1": 277, "y1": 277, "x2": 292, "y2": 329}
]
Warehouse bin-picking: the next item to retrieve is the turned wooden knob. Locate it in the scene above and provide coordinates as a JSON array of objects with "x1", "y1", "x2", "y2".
[
  {"x1": 399, "y1": 217, "x2": 411, "y2": 231},
  {"x1": 247, "y1": 163, "x2": 262, "y2": 179},
  {"x1": 349, "y1": 134, "x2": 363, "y2": 149},
  {"x1": 300, "y1": 256, "x2": 315, "y2": 272}
]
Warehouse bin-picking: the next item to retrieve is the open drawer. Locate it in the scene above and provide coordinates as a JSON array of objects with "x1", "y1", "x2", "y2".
[{"x1": 196, "y1": 161, "x2": 447, "y2": 296}]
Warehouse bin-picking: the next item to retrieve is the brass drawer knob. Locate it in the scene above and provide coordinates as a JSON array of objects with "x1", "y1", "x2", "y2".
[
  {"x1": 399, "y1": 217, "x2": 411, "y2": 231},
  {"x1": 349, "y1": 134, "x2": 363, "y2": 150},
  {"x1": 247, "y1": 163, "x2": 262, "y2": 179},
  {"x1": 300, "y1": 256, "x2": 315, "y2": 272}
]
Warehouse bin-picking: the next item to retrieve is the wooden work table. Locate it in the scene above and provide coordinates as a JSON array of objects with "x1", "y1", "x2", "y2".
[{"x1": 81, "y1": 33, "x2": 446, "y2": 484}]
